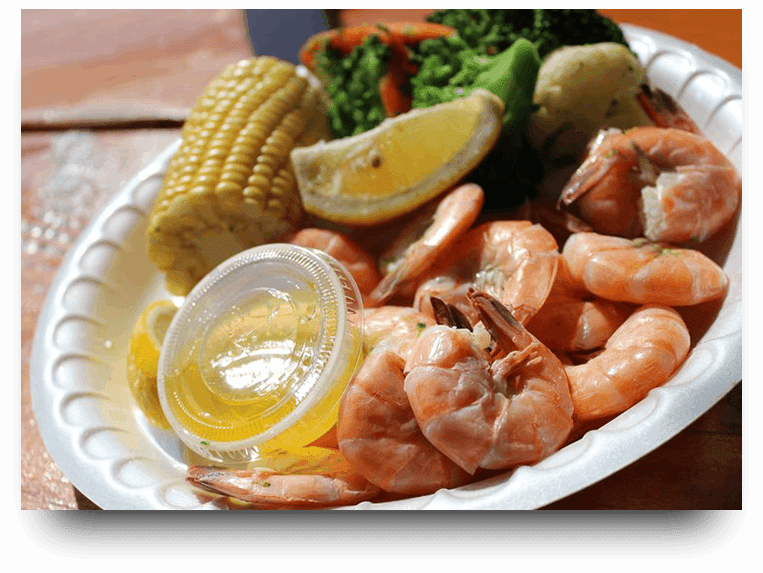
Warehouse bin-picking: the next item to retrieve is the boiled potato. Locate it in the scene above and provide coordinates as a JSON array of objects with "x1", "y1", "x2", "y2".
[{"x1": 529, "y1": 43, "x2": 654, "y2": 165}]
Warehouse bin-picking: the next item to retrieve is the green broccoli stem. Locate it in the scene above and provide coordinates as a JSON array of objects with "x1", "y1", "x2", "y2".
[
  {"x1": 472, "y1": 38, "x2": 540, "y2": 129},
  {"x1": 465, "y1": 40, "x2": 543, "y2": 214},
  {"x1": 479, "y1": 39, "x2": 541, "y2": 201}
]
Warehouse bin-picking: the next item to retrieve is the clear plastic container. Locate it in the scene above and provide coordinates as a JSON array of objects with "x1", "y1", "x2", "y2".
[{"x1": 157, "y1": 244, "x2": 364, "y2": 463}]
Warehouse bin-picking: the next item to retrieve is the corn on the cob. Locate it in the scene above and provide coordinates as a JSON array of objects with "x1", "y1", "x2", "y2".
[{"x1": 147, "y1": 56, "x2": 331, "y2": 295}]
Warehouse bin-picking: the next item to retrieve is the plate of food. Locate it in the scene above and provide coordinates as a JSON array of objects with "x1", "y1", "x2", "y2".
[{"x1": 30, "y1": 17, "x2": 742, "y2": 509}]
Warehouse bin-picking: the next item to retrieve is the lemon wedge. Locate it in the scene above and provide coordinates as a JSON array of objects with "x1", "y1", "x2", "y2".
[
  {"x1": 291, "y1": 89, "x2": 504, "y2": 225},
  {"x1": 127, "y1": 299, "x2": 178, "y2": 429}
]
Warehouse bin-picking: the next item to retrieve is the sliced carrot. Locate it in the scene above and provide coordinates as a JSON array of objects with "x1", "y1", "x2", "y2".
[
  {"x1": 379, "y1": 72, "x2": 411, "y2": 117},
  {"x1": 299, "y1": 21, "x2": 455, "y2": 70},
  {"x1": 299, "y1": 22, "x2": 454, "y2": 119}
]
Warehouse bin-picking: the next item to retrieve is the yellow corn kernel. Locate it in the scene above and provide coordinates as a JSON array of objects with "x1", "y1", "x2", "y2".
[{"x1": 147, "y1": 56, "x2": 331, "y2": 295}]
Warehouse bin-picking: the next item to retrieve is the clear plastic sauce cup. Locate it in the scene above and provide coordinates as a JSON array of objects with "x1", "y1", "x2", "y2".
[{"x1": 158, "y1": 244, "x2": 364, "y2": 463}]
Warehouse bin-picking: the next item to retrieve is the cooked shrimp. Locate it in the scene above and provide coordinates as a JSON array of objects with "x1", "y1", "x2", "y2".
[
  {"x1": 362, "y1": 305, "x2": 436, "y2": 360},
  {"x1": 186, "y1": 447, "x2": 381, "y2": 508},
  {"x1": 404, "y1": 290, "x2": 573, "y2": 474},
  {"x1": 515, "y1": 197, "x2": 594, "y2": 248},
  {"x1": 287, "y1": 227, "x2": 381, "y2": 297},
  {"x1": 414, "y1": 221, "x2": 559, "y2": 327},
  {"x1": 526, "y1": 256, "x2": 632, "y2": 352},
  {"x1": 365, "y1": 183, "x2": 484, "y2": 307},
  {"x1": 337, "y1": 348, "x2": 471, "y2": 495},
  {"x1": 557, "y1": 128, "x2": 651, "y2": 238},
  {"x1": 637, "y1": 85, "x2": 702, "y2": 134},
  {"x1": 563, "y1": 231, "x2": 728, "y2": 306},
  {"x1": 565, "y1": 304, "x2": 691, "y2": 421},
  {"x1": 560, "y1": 126, "x2": 741, "y2": 242},
  {"x1": 336, "y1": 303, "x2": 467, "y2": 495}
]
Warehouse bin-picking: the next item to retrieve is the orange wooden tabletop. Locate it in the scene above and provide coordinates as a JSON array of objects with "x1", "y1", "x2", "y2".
[{"x1": 20, "y1": 9, "x2": 741, "y2": 510}]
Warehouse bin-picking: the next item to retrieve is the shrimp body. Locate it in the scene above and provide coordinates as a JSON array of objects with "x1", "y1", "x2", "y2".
[
  {"x1": 186, "y1": 448, "x2": 381, "y2": 508},
  {"x1": 288, "y1": 227, "x2": 381, "y2": 297},
  {"x1": 337, "y1": 348, "x2": 471, "y2": 495},
  {"x1": 404, "y1": 290, "x2": 573, "y2": 474},
  {"x1": 366, "y1": 183, "x2": 484, "y2": 307},
  {"x1": 563, "y1": 232, "x2": 728, "y2": 306},
  {"x1": 337, "y1": 304, "x2": 466, "y2": 495},
  {"x1": 560, "y1": 127, "x2": 741, "y2": 242},
  {"x1": 362, "y1": 305, "x2": 435, "y2": 360},
  {"x1": 565, "y1": 304, "x2": 691, "y2": 421},
  {"x1": 415, "y1": 221, "x2": 559, "y2": 327},
  {"x1": 527, "y1": 257, "x2": 631, "y2": 351}
]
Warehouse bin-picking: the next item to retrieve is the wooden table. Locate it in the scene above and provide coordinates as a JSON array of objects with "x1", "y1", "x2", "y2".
[{"x1": 20, "y1": 9, "x2": 742, "y2": 510}]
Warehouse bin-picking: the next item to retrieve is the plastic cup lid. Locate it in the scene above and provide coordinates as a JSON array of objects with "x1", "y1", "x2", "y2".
[{"x1": 157, "y1": 243, "x2": 363, "y2": 461}]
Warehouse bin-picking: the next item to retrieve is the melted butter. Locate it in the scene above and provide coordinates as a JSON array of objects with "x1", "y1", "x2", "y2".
[
  {"x1": 200, "y1": 287, "x2": 318, "y2": 405},
  {"x1": 162, "y1": 286, "x2": 362, "y2": 452}
]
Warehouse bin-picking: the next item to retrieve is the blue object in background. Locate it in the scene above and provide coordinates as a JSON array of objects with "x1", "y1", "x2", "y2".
[{"x1": 243, "y1": 9, "x2": 332, "y2": 64}]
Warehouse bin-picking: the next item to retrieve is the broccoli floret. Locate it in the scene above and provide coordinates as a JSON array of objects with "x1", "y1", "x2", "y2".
[
  {"x1": 426, "y1": 9, "x2": 537, "y2": 55},
  {"x1": 411, "y1": 37, "x2": 539, "y2": 130},
  {"x1": 426, "y1": 9, "x2": 628, "y2": 59},
  {"x1": 410, "y1": 37, "x2": 542, "y2": 212},
  {"x1": 533, "y1": 9, "x2": 629, "y2": 58},
  {"x1": 316, "y1": 35, "x2": 391, "y2": 138}
]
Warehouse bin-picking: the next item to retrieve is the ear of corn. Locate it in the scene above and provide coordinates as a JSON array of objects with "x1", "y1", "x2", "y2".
[{"x1": 147, "y1": 56, "x2": 331, "y2": 296}]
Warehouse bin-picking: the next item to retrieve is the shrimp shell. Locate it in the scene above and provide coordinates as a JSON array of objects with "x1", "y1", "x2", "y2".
[
  {"x1": 526, "y1": 256, "x2": 632, "y2": 351},
  {"x1": 186, "y1": 452, "x2": 381, "y2": 509},
  {"x1": 288, "y1": 227, "x2": 381, "y2": 297},
  {"x1": 365, "y1": 182, "x2": 484, "y2": 307},
  {"x1": 415, "y1": 221, "x2": 559, "y2": 327},
  {"x1": 563, "y1": 232, "x2": 728, "y2": 306},
  {"x1": 362, "y1": 305, "x2": 435, "y2": 361},
  {"x1": 337, "y1": 348, "x2": 471, "y2": 495},
  {"x1": 560, "y1": 127, "x2": 741, "y2": 242},
  {"x1": 565, "y1": 304, "x2": 691, "y2": 421},
  {"x1": 404, "y1": 290, "x2": 573, "y2": 474}
]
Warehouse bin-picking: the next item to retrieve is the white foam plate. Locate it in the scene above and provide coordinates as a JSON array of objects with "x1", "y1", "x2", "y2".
[{"x1": 30, "y1": 25, "x2": 742, "y2": 510}]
